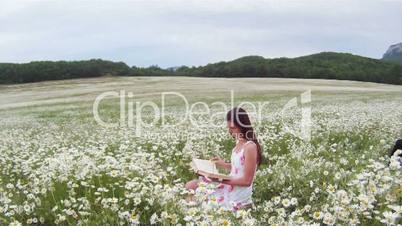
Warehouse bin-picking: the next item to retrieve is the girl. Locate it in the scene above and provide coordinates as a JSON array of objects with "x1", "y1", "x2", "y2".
[{"x1": 185, "y1": 107, "x2": 263, "y2": 211}]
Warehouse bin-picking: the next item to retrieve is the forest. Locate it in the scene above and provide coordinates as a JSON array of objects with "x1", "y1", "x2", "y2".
[{"x1": 1, "y1": 52, "x2": 401, "y2": 85}]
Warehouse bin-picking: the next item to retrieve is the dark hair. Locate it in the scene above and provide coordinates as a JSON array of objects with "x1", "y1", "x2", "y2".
[
  {"x1": 226, "y1": 107, "x2": 263, "y2": 167},
  {"x1": 389, "y1": 139, "x2": 402, "y2": 157}
]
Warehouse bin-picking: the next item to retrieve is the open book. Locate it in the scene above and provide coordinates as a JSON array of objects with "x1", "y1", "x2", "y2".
[{"x1": 190, "y1": 158, "x2": 231, "y2": 180}]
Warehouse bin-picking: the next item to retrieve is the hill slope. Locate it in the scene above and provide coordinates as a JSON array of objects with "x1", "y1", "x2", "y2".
[{"x1": 176, "y1": 52, "x2": 402, "y2": 84}]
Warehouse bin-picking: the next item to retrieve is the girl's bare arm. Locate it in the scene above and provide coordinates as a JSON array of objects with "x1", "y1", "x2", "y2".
[{"x1": 220, "y1": 143, "x2": 257, "y2": 187}]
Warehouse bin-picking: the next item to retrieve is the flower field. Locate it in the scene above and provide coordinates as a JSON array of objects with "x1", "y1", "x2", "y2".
[{"x1": 0, "y1": 77, "x2": 401, "y2": 225}]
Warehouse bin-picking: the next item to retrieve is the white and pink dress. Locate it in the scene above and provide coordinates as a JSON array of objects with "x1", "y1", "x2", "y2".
[{"x1": 198, "y1": 140, "x2": 257, "y2": 211}]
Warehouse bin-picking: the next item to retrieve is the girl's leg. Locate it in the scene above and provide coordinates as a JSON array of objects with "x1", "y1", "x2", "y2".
[
  {"x1": 185, "y1": 179, "x2": 200, "y2": 202},
  {"x1": 185, "y1": 179, "x2": 200, "y2": 191}
]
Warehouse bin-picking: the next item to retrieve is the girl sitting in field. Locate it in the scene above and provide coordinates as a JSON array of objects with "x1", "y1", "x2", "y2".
[{"x1": 185, "y1": 107, "x2": 263, "y2": 211}]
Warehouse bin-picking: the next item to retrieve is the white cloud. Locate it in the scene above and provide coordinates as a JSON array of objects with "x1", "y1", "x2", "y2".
[{"x1": 0, "y1": 0, "x2": 401, "y2": 67}]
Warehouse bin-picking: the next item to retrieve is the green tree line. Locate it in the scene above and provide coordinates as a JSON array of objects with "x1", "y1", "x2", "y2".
[
  {"x1": 175, "y1": 52, "x2": 402, "y2": 84},
  {"x1": 0, "y1": 59, "x2": 131, "y2": 84},
  {"x1": 1, "y1": 52, "x2": 401, "y2": 85}
]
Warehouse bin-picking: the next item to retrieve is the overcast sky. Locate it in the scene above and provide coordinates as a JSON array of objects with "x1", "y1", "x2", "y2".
[{"x1": 1, "y1": 0, "x2": 401, "y2": 67}]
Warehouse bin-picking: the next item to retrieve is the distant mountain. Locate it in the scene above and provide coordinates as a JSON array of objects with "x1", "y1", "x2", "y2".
[{"x1": 382, "y1": 43, "x2": 402, "y2": 63}]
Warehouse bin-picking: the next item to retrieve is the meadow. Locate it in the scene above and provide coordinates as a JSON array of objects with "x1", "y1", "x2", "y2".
[{"x1": 0, "y1": 77, "x2": 401, "y2": 225}]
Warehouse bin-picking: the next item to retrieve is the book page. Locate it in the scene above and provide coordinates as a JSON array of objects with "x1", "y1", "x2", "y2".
[{"x1": 192, "y1": 158, "x2": 217, "y2": 174}]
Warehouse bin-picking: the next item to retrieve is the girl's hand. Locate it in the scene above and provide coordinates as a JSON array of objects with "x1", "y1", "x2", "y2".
[
  {"x1": 221, "y1": 179, "x2": 232, "y2": 185},
  {"x1": 210, "y1": 156, "x2": 226, "y2": 168}
]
